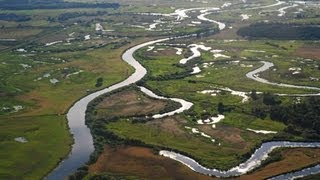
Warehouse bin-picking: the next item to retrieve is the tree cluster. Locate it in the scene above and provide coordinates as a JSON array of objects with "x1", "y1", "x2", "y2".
[
  {"x1": 251, "y1": 92, "x2": 320, "y2": 139},
  {"x1": 238, "y1": 23, "x2": 320, "y2": 40},
  {"x1": 0, "y1": 13, "x2": 31, "y2": 22}
]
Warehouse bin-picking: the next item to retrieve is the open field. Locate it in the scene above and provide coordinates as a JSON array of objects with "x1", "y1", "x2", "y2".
[
  {"x1": 0, "y1": 40, "x2": 135, "y2": 178},
  {"x1": 294, "y1": 45, "x2": 320, "y2": 60},
  {"x1": 0, "y1": 115, "x2": 71, "y2": 179},
  {"x1": 88, "y1": 145, "x2": 213, "y2": 180},
  {"x1": 0, "y1": 40, "x2": 135, "y2": 116}
]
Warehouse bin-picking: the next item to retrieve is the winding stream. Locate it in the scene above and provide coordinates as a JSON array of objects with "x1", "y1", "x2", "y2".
[
  {"x1": 139, "y1": 86, "x2": 193, "y2": 119},
  {"x1": 159, "y1": 61, "x2": 320, "y2": 178},
  {"x1": 160, "y1": 142, "x2": 320, "y2": 178},
  {"x1": 246, "y1": 61, "x2": 320, "y2": 91}
]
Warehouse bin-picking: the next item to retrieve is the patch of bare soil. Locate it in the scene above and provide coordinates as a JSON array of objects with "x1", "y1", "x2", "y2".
[
  {"x1": 146, "y1": 116, "x2": 187, "y2": 136},
  {"x1": 294, "y1": 46, "x2": 320, "y2": 60},
  {"x1": 89, "y1": 145, "x2": 215, "y2": 180},
  {"x1": 199, "y1": 125, "x2": 248, "y2": 148},
  {"x1": 96, "y1": 88, "x2": 168, "y2": 117}
]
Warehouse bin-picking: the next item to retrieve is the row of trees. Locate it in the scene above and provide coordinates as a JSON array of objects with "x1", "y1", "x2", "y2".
[
  {"x1": 0, "y1": 13, "x2": 30, "y2": 22},
  {"x1": 0, "y1": 0, "x2": 120, "y2": 10},
  {"x1": 57, "y1": 11, "x2": 108, "y2": 22},
  {"x1": 238, "y1": 23, "x2": 320, "y2": 40}
]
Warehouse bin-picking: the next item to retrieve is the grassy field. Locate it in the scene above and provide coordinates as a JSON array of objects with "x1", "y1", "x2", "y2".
[
  {"x1": 0, "y1": 44, "x2": 135, "y2": 178},
  {"x1": 0, "y1": 115, "x2": 71, "y2": 179},
  {"x1": 106, "y1": 118, "x2": 271, "y2": 170}
]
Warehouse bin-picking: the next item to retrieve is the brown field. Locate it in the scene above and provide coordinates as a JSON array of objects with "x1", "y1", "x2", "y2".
[
  {"x1": 294, "y1": 46, "x2": 320, "y2": 60},
  {"x1": 89, "y1": 145, "x2": 215, "y2": 180},
  {"x1": 96, "y1": 88, "x2": 168, "y2": 118},
  {"x1": 198, "y1": 124, "x2": 265, "y2": 151},
  {"x1": 89, "y1": 146, "x2": 320, "y2": 180},
  {"x1": 146, "y1": 116, "x2": 187, "y2": 136},
  {"x1": 238, "y1": 148, "x2": 320, "y2": 179},
  {"x1": 199, "y1": 125, "x2": 246, "y2": 147}
]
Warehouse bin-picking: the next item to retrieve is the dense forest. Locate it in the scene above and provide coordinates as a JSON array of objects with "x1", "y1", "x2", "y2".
[
  {"x1": 251, "y1": 93, "x2": 320, "y2": 139},
  {"x1": 238, "y1": 23, "x2": 320, "y2": 40},
  {"x1": 0, "y1": 13, "x2": 31, "y2": 22},
  {"x1": 0, "y1": 0, "x2": 119, "y2": 10}
]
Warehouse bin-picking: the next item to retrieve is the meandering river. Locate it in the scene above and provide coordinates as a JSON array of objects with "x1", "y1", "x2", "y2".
[
  {"x1": 47, "y1": 1, "x2": 320, "y2": 178},
  {"x1": 46, "y1": 38, "x2": 169, "y2": 179}
]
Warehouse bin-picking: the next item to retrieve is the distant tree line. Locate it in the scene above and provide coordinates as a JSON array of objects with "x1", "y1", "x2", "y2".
[
  {"x1": 57, "y1": 11, "x2": 109, "y2": 22},
  {"x1": 237, "y1": 23, "x2": 320, "y2": 40},
  {"x1": 0, "y1": 13, "x2": 31, "y2": 22},
  {"x1": 0, "y1": 0, "x2": 120, "y2": 10}
]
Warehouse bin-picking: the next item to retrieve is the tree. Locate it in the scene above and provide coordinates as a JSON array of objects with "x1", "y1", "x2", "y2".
[
  {"x1": 252, "y1": 107, "x2": 267, "y2": 119},
  {"x1": 250, "y1": 89, "x2": 258, "y2": 100},
  {"x1": 95, "y1": 77, "x2": 103, "y2": 87},
  {"x1": 263, "y1": 92, "x2": 281, "y2": 105},
  {"x1": 217, "y1": 102, "x2": 225, "y2": 114}
]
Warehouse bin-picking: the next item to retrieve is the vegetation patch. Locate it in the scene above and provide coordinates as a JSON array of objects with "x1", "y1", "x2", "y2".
[
  {"x1": 0, "y1": 115, "x2": 72, "y2": 179},
  {"x1": 238, "y1": 23, "x2": 320, "y2": 40},
  {"x1": 0, "y1": 13, "x2": 31, "y2": 22}
]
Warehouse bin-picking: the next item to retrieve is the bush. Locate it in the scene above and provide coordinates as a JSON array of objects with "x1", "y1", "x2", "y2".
[{"x1": 95, "y1": 77, "x2": 103, "y2": 87}]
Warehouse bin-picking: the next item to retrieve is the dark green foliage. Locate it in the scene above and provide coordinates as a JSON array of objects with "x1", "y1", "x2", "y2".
[
  {"x1": 0, "y1": 0, "x2": 120, "y2": 10},
  {"x1": 217, "y1": 102, "x2": 225, "y2": 114},
  {"x1": 57, "y1": 11, "x2": 108, "y2": 22},
  {"x1": 238, "y1": 23, "x2": 320, "y2": 40},
  {"x1": 252, "y1": 93, "x2": 320, "y2": 139},
  {"x1": 95, "y1": 78, "x2": 103, "y2": 88},
  {"x1": 0, "y1": 13, "x2": 31, "y2": 22},
  {"x1": 68, "y1": 168, "x2": 88, "y2": 180},
  {"x1": 262, "y1": 93, "x2": 281, "y2": 105},
  {"x1": 250, "y1": 90, "x2": 258, "y2": 100},
  {"x1": 270, "y1": 97, "x2": 320, "y2": 136},
  {"x1": 252, "y1": 107, "x2": 267, "y2": 119},
  {"x1": 265, "y1": 42, "x2": 288, "y2": 50}
]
